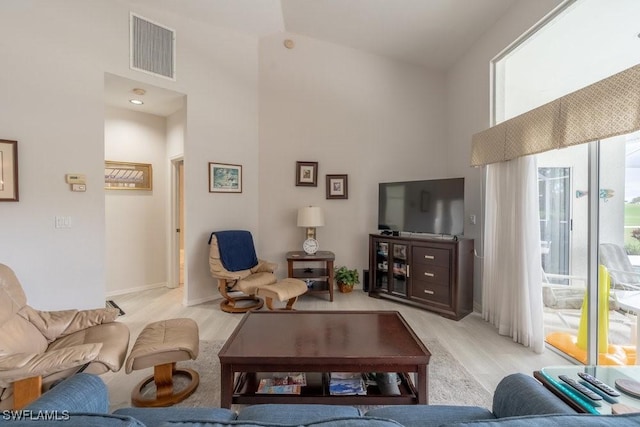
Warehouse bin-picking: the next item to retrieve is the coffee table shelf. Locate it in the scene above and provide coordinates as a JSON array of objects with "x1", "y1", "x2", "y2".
[
  {"x1": 219, "y1": 311, "x2": 430, "y2": 408},
  {"x1": 231, "y1": 372, "x2": 419, "y2": 405}
]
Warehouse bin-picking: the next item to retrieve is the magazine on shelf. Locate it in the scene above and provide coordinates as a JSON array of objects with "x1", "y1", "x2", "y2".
[
  {"x1": 329, "y1": 372, "x2": 367, "y2": 396},
  {"x1": 256, "y1": 372, "x2": 306, "y2": 395}
]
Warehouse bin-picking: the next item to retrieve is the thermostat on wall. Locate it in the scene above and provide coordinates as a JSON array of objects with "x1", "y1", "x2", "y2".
[{"x1": 66, "y1": 174, "x2": 86, "y2": 184}]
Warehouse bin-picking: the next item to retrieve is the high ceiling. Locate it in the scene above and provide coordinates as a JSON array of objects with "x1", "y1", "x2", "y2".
[
  {"x1": 109, "y1": 0, "x2": 518, "y2": 116},
  {"x1": 125, "y1": 0, "x2": 517, "y2": 70}
]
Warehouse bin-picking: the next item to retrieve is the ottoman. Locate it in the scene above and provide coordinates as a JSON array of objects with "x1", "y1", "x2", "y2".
[
  {"x1": 125, "y1": 318, "x2": 200, "y2": 407},
  {"x1": 256, "y1": 278, "x2": 308, "y2": 310}
]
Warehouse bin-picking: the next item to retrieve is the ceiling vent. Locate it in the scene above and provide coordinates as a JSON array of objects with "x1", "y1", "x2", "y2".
[{"x1": 130, "y1": 13, "x2": 176, "y2": 80}]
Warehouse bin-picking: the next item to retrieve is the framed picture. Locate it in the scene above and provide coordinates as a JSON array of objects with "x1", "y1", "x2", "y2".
[
  {"x1": 105, "y1": 161, "x2": 153, "y2": 190},
  {"x1": 209, "y1": 162, "x2": 242, "y2": 193},
  {"x1": 296, "y1": 161, "x2": 318, "y2": 187},
  {"x1": 0, "y1": 140, "x2": 18, "y2": 202},
  {"x1": 326, "y1": 174, "x2": 348, "y2": 199}
]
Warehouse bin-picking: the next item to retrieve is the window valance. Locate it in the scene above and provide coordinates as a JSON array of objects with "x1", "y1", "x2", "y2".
[{"x1": 471, "y1": 63, "x2": 640, "y2": 167}]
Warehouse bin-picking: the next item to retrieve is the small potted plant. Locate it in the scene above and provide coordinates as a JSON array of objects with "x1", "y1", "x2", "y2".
[{"x1": 334, "y1": 266, "x2": 360, "y2": 293}]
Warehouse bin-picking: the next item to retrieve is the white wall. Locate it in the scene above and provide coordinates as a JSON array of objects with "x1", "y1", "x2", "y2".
[
  {"x1": 445, "y1": 0, "x2": 563, "y2": 307},
  {"x1": 0, "y1": 0, "x2": 569, "y2": 310},
  {"x1": 0, "y1": 0, "x2": 258, "y2": 309},
  {"x1": 104, "y1": 107, "x2": 168, "y2": 295},
  {"x1": 258, "y1": 32, "x2": 448, "y2": 277}
]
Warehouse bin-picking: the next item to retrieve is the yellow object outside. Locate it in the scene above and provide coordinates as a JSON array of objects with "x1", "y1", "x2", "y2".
[
  {"x1": 544, "y1": 265, "x2": 636, "y2": 365},
  {"x1": 576, "y1": 265, "x2": 610, "y2": 353}
]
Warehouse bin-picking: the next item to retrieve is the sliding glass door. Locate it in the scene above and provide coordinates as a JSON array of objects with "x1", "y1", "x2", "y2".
[
  {"x1": 492, "y1": 0, "x2": 640, "y2": 365},
  {"x1": 538, "y1": 145, "x2": 590, "y2": 362},
  {"x1": 596, "y1": 131, "x2": 640, "y2": 365}
]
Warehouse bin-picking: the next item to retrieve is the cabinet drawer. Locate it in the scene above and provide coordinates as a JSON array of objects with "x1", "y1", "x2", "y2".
[
  {"x1": 411, "y1": 264, "x2": 449, "y2": 285},
  {"x1": 412, "y1": 247, "x2": 450, "y2": 267},
  {"x1": 412, "y1": 280, "x2": 451, "y2": 305}
]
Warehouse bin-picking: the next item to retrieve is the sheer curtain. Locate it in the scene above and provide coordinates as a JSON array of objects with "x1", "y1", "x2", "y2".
[{"x1": 482, "y1": 155, "x2": 545, "y2": 353}]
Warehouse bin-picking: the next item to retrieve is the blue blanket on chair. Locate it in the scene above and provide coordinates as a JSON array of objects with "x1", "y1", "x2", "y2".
[{"x1": 210, "y1": 230, "x2": 259, "y2": 272}]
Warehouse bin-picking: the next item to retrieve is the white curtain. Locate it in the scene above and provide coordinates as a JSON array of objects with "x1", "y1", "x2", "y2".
[{"x1": 482, "y1": 155, "x2": 545, "y2": 353}]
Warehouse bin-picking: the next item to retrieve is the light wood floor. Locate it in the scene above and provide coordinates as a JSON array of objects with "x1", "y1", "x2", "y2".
[{"x1": 102, "y1": 285, "x2": 569, "y2": 409}]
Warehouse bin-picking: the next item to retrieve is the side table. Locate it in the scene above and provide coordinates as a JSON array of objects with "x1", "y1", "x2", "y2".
[{"x1": 286, "y1": 251, "x2": 335, "y2": 302}]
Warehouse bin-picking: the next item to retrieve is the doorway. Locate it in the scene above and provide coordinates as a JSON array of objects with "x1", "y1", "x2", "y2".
[{"x1": 104, "y1": 73, "x2": 186, "y2": 297}]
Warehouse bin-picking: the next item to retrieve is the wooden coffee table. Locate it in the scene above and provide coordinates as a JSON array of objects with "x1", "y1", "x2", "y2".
[{"x1": 218, "y1": 310, "x2": 431, "y2": 407}]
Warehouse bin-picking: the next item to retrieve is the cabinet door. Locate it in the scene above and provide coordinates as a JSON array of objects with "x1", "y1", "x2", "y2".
[
  {"x1": 373, "y1": 240, "x2": 390, "y2": 292},
  {"x1": 389, "y1": 242, "x2": 408, "y2": 297}
]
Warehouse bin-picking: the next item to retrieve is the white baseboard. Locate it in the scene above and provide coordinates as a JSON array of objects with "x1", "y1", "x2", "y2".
[
  {"x1": 184, "y1": 294, "x2": 219, "y2": 307},
  {"x1": 106, "y1": 282, "x2": 167, "y2": 298}
]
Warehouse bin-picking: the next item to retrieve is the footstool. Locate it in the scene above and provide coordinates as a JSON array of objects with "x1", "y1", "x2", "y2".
[
  {"x1": 256, "y1": 278, "x2": 308, "y2": 310},
  {"x1": 126, "y1": 318, "x2": 200, "y2": 407}
]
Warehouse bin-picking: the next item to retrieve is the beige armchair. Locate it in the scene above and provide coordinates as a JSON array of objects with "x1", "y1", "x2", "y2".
[
  {"x1": 0, "y1": 263, "x2": 130, "y2": 410},
  {"x1": 208, "y1": 230, "x2": 278, "y2": 313}
]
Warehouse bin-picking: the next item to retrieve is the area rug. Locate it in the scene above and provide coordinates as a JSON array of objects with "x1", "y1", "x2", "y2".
[{"x1": 174, "y1": 339, "x2": 493, "y2": 409}]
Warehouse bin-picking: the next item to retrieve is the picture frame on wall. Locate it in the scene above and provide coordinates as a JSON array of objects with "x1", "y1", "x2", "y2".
[
  {"x1": 105, "y1": 161, "x2": 153, "y2": 190},
  {"x1": 209, "y1": 162, "x2": 242, "y2": 193},
  {"x1": 0, "y1": 139, "x2": 19, "y2": 202},
  {"x1": 326, "y1": 174, "x2": 348, "y2": 199},
  {"x1": 296, "y1": 161, "x2": 318, "y2": 187}
]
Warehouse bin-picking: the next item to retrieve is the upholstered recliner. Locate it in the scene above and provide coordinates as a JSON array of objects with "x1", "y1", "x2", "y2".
[
  {"x1": 208, "y1": 230, "x2": 279, "y2": 313},
  {"x1": 0, "y1": 263, "x2": 130, "y2": 410}
]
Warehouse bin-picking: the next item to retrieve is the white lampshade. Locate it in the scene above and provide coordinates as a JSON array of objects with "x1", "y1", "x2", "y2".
[{"x1": 297, "y1": 206, "x2": 325, "y2": 227}]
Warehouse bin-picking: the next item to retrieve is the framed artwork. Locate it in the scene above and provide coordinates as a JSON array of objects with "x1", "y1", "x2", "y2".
[
  {"x1": 105, "y1": 161, "x2": 153, "y2": 190},
  {"x1": 326, "y1": 174, "x2": 348, "y2": 199},
  {"x1": 209, "y1": 162, "x2": 242, "y2": 193},
  {"x1": 0, "y1": 140, "x2": 19, "y2": 201},
  {"x1": 296, "y1": 161, "x2": 318, "y2": 187}
]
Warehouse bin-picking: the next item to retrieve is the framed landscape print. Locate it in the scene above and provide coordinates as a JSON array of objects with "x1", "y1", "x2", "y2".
[
  {"x1": 209, "y1": 162, "x2": 242, "y2": 193},
  {"x1": 105, "y1": 161, "x2": 153, "y2": 190},
  {"x1": 326, "y1": 174, "x2": 348, "y2": 199},
  {"x1": 0, "y1": 140, "x2": 18, "y2": 201},
  {"x1": 296, "y1": 161, "x2": 318, "y2": 186}
]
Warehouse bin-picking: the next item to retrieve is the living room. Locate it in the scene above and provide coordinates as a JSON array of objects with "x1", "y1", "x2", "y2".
[
  {"x1": 0, "y1": 0, "x2": 561, "y2": 310},
  {"x1": 4, "y1": 0, "x2": 640, "y2": 421}
]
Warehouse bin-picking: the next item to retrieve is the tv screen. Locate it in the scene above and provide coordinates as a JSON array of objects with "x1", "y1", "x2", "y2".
[{"x1": 378, "y1": 178, "x2": 464, "y2": 236}]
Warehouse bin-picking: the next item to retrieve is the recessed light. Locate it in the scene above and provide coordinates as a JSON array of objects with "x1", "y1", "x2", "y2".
[{"x1": 129, "y1": 99, "x2": 144, "y2": 105}]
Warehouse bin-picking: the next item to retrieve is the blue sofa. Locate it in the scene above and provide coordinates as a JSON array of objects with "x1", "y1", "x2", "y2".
[{"x1": 1, "y1": 373, "x2": 638, "y2": 426}]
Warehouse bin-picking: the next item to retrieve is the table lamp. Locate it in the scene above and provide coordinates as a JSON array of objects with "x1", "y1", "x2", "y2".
[{"x1": 297, "y1": 206, "x2": 324, "y2": 255}]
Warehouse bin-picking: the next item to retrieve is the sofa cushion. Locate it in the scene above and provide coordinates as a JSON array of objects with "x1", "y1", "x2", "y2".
[
  {"x1": 237, "y1": 404, "x2": 360, "y2": 425},
  {"x1": 365, "y1": 405, "x2": 495, "y2": 427},
  {"x1": 26, "y1": 373, "x2": 109, "y2": 414},
  {"x1": 0, "y1": 412, "x2": 145, "y2": 426},
  {"x1": 161, "y1": 416, "x2": 402, "y2": 427},
  {"x1": 491, "y1": 374, "x2": 574, "y2": 417},
  {"x1": 444, "y1": 412, "x2": 640, "y2": 427},
  {"x1": 114, "y1": 407, "x2": 237, "y2": 427}
]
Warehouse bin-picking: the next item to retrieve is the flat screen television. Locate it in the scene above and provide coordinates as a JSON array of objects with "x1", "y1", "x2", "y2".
[{"x1": 378, "y1": 178, "x2": 464, "y2": 237}]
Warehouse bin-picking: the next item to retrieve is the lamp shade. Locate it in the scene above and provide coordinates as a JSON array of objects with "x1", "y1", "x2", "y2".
[{"x1": 297, "y1": 206, "x2": 325, "y2": 227}]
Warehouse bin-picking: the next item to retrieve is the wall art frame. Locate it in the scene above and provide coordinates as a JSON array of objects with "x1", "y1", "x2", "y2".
[
  {"x1": 326, "y1": 174, "x2": 348, "y2": 199},
  {"x1": 209, "y1": 162, "x2": 242, "y2": 193},
  {"x1": 296, "y1": 161, "x2": 318, "y2": 187},
  {"x1": 0, "y1": 139, "x2": 19, "y2": 201},
  {"x1": 105, "y1": 161, "x2": 153, "y2": 190}
]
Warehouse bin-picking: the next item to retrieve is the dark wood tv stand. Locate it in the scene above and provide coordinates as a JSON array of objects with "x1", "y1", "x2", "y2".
[{"x1": 368, "y1": 234, "x2": 474, "y2": 320}]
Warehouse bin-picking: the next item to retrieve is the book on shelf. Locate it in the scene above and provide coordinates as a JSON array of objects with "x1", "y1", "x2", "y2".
[
  {"x1": 329, "y1": 372, "x2": 367, "y2": 396},
  {"x1": 256, "y1": 372, "x2": 306, "y2": 395}
]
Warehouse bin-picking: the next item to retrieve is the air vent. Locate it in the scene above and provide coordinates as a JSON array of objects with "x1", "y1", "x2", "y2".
[{"x1": 130, "y1": 13, "x2": 175, "y2": 80}]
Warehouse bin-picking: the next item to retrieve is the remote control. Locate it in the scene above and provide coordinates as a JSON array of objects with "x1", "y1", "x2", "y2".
[
  {"x1": 577, "y1": 372, "x2": 621, "y2": 397},
  {"x1": 558, "y1": 375, "x2": 603, "y2": 403}
]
